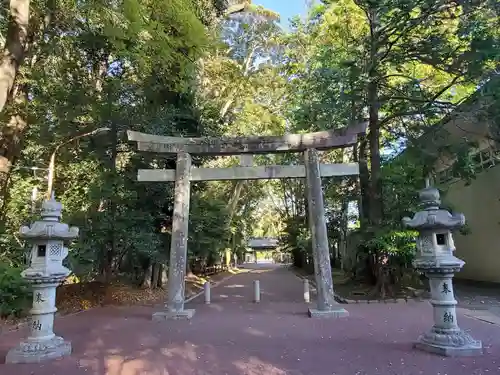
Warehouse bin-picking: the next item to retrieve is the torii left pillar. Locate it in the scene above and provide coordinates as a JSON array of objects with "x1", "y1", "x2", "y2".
[
  {"x1": 153, "y1": 152, "x2": 195, "y2": 320},
  {"x1": 304, "y1": 148, "x2": 349, "y2": 319}
]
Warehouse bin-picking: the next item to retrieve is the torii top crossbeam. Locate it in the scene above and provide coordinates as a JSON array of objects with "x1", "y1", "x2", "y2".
[{"x1": 127, "y1": 122, "x2": 367, "y2": 155}]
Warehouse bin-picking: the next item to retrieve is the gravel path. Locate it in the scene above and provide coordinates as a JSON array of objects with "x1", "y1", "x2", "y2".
[{"x1": 1, "y1": 264, "x2": 499, "y2": 375}]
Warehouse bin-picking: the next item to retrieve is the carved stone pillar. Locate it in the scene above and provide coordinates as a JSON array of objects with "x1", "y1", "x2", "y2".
[
  {"x1": 304, "y1": 148, "x2": 348, "y2": 319},
  {"x1": 6, "y1": 199, "x2": 78, "y2": 364},
  {"x1": 403, "y1": 186, "x2": 482, "y2": 356},
  {"x1": 153, "y1": 152, "x2": 194, "y2": 321}
]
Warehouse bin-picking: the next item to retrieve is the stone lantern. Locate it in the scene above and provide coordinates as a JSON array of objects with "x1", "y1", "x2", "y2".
[
  {"x1": 402, "y1": 186, "x2": 482, "y2": 357},
  {"x1": 6, "y1": 198, "x2": 79, "y2": 364}
]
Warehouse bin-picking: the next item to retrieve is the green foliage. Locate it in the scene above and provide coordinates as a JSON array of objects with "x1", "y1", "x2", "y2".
[
  {"x1": 363, "y1": 229, "x2": 418, "y2": 267},
  {"x1": 278, "y1": 0, "x2": 499, "y2": 278},
  {"x1": 189, "y1": 189, "x2": 231, "y2": 261},
  {"x1": 0, "y1": 0, "x2": 240, "y2": 288},
  {"x1": 280, "y1": 216, "x2": 311, "y2": 268},
  {"x1": 0, "y1": 174, "x2": 37, "y2": 267},
  {"x1": 382, "y1": 153, "x2": 430, "y2": 222},
  {"x1": 0, "y1": 263, "x2": 31, "y2": 318}
]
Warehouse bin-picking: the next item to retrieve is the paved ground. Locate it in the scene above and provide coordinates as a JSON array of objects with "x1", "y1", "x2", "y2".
[
  {"x1": 456, "y1": 282, "x2": 500, "y2": 310},
  {"x1": 1, "y1": 264, "x2": 500, "y2": 375}
]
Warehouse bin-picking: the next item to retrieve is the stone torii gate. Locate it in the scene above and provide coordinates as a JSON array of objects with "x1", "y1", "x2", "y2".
[{"x1": 128, "y1": 122, "x2": 367, "y2": 320}]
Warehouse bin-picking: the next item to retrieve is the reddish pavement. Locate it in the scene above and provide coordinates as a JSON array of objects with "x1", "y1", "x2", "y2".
[{"x1": 1, "y1": 264, "x2": 500, "y2": 375}]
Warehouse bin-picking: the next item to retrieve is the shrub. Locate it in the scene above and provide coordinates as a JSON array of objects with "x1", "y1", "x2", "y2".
[
  {"x1": 363, "y1": 229, "x2": 417, "y2": 267},
  {"x1": 0, "y1": 263, "x2": 32, "y2": 318}
]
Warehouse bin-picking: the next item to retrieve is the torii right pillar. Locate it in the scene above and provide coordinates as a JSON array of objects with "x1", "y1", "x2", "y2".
[
  {"x1": 304, "y1": 148, "x2": 349, "y2": 318},
  {"x1": 403, "y1": 185, "x2": 482, "y2": 356}
]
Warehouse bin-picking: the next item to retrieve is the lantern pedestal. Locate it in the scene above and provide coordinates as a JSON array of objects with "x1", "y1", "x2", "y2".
[
  {"x1": 6, "y1": 335, "x2": 71, "y2": 364},
  {"x1": 5, "y1": 199, "x2": 78, "y2": 364},
  {"x1": 413, "y1": 268, "x2": 482, "y2": 357},
  {"x1": 415, "y1": 330, "x2": 483, "y2": 357},
  {"x1": 6, "y1": 278, "x2": 71, "y2": 364}
]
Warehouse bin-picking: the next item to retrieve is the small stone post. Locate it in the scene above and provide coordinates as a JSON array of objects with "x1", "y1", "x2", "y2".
[
  {"x1": 6, "y1": 198, "x2": 79, "y2": 364},
  {"x1": 253, "y1": 280, "x2": 260, "y2": 303},
  {"x1": 153, "y1": 152, "x2": 195, "y2": 321},
  {"x1": 303, "y1": 279, "x2": 310, "y2": 303},
  {"x1": 204, "y1": 281, "x2": 211, "y2": 304},
  {"x1": 304, "y1": 148, "x2": 348, "y2": 319},
  {"x1": 402, "y1": 186, "x2": 482, "y2": 357}
]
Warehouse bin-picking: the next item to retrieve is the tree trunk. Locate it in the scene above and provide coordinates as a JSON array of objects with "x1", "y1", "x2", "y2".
[
  {"x1": 0, "y1": 112, "x2": 26, "y2": 216},
  {"x1": 354, "y1": 137, "x2": 370, "y2": 228},
  {"x1": 367, "y1": 84, "x2": 383, "y2": 226},
  {"x1": 0, "y1": 0, "x2": 30, "y2": 180},
  {"x1": 104, "y1": 103, "x2": 118, "y2": 283},
  {"x1": 0, "y1": 0, "x2": 29, "y2": 114},
  {"x1": 339, "y1": 199, "x2": 349, "y2": 270},
  {"x1": 186, "y1": 261, "x2": 194, "y2": 278},
  {"x1": 159, "y1": 264, "x2": 168, "y2": 288},
  {"x1": 337, "y1": 147, "x2": 350, "y2": 270},
  {"x1": 142, "y1": 264, "x2": 153, "y2": 289},
  {"x1": 225, "y1": 155, "x2": 250, "y2": 248},
  {"x1": 151, "y1": 263, "x2": 160, "y2": 289},
  {"x1": 367, "y1": 8, "x2": 383, "y2": 227}
]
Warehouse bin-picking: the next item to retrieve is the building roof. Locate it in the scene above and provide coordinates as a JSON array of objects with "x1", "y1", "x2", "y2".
[
  {"x1": 248, "y1": 237, "x2": 279, "y2": 249},
  {"x1": 395, "y1": 74, "x2": 500, "y2": 161}
]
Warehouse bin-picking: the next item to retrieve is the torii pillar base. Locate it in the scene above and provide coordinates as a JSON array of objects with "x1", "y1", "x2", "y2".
[
  {"x1": 152, "y1": 309, "x2": 195, "y2": 321},
  {"x1": 308, "y1": 307, "x2": 349, "y2": 319}
]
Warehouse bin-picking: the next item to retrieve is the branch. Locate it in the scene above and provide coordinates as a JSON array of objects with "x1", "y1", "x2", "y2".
[
  {"x1": 379, "y1": 75, "x2": 463, "y2": 126},
  {"x1": 379, "y1": 110, "x2": 426, "y2": 128},
  {"x1": 380, "y1": 96, "x2": 456, "y2": 107},
  {"x1": 377, "y1": 74, "x2": 419, "y2": 82},
  {"x1": 406, "y1": 53, "x2": 465, "y2": 76},
  {"x1": 379, "y1": 2, "x2": 459, "y2": 43},
  {"x1": 13, "y1": 234, "x2": 24, "y2": 247}
]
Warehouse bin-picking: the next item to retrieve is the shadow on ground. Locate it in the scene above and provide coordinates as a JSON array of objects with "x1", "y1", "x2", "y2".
[{"x1": 1, "y1": 264, "x2": 499, "y2": 375}]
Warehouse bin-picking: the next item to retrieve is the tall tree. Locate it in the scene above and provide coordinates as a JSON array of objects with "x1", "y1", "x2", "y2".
[
  {"x1": 0, "y1": 0, "x2": 31, "y2": 199},
  {"x1": 0, "y1": 0, "x2": 227, "y2": 283},
  {"x1": 195, "y1": 4, "x2": 284, "y2": 257},
  {"x1": 288, "y1": 0, "x2": 499, "y2": 226}
]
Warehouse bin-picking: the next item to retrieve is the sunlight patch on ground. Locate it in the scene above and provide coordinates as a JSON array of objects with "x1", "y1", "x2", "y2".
[
  {"x1": 245, "y1": 327, "x2": 266, "y2": 336},
  {"x1": 229, "y1": 268, "x2": 248, "y2": 274},
  {"x1": 208, "y1": 304, "x2": 224, "y2": 311},
  {"x1": 161, "y1": 342, "x2": 199, "y2": 361},
  {"x1": 224, "y1": 284, "x2": 246, "y2": 288},
  {"x1": 105, "y1": 356, "x2": 153, "y2": 375},
  {"x1": 233, "y1": 356, "x2": 288, "y2": 375},
  {"x1": 249, "y1": 269, "x2": 274, "y2": 274}
]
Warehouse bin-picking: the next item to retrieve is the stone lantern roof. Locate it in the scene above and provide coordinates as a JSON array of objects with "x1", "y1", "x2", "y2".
[
  {"x1": 19, "y1": 199, "x2": 79, "y2": 242},
  {"x1": 402, "y1": 187, "x2": 465, "y2": 231}
]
